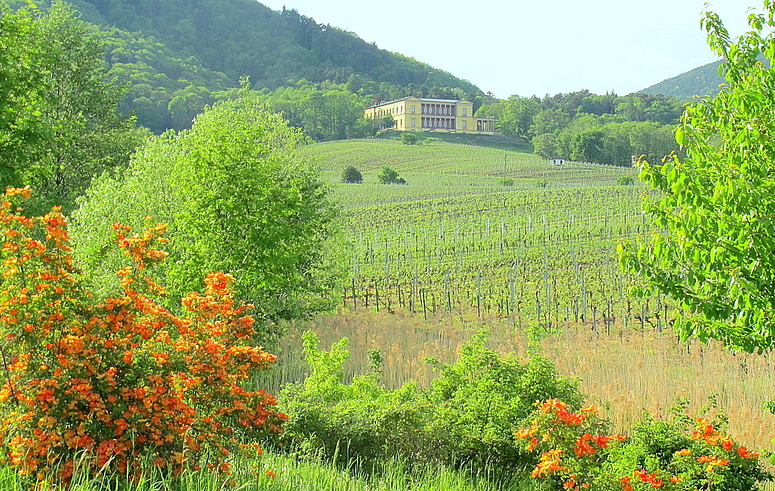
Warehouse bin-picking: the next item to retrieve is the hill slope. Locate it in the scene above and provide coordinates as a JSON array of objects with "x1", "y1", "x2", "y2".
[
  {"x1": 303, "y1": 138, "x2": 634, "y2": 200},
  {"x1": 69, "y1": 0, "x2": 482, "y2": 95},
  {"x1": 640, "y1": 60, "x2": 724, "y2": 100}
]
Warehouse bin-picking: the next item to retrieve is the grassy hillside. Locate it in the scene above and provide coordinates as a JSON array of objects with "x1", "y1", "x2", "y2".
[{"x1": 305, "y1": 138, "x2": 633, "y2": 193}]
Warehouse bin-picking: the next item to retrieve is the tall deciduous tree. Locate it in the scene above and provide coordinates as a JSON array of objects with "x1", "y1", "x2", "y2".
[
  {"x1": 71, "y1": 89, "x2": 338, "y2": 329},
  {"x1": 621, "y1": 1, "x2": 775, "y2": 352},
  {"x1": 0, "y1": 1, "x2": 147, "y2": 213},
  {"x1": 0, "y1": 4, "x2": 47, "y2": 184}
]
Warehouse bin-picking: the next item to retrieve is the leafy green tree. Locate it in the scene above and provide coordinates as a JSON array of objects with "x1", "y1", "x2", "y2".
[
  {"x1": 400, "y1": 132, "x2": 419, "y2": 145},
  {"x1": 530, "y1": 108, "x2": 572, "y2": 136},
  {"x1": 0, "y1": 4, "x2": 45, "y2": 185},
  {"x1": 532, "y1": 132, "x2": 559, "y2": 159},
  {"x1": 570, "y1": 130, "x2": 604, "y2": 163},
  {"x1": 72, "y1": 90, "x2": 338, "y2": 328},
  {"x1": 341, "y1": 165, "x2": 363, "y2": 183},
  {"x1": 499, "y1": 95, "x2": 540, "y2": 138},
  {"x1": 0, "y1": 1, "x2": 147, "y2": 213},
  {"x1": 377, "y1": 166, "x2": 406, "y2": 184},
  {"x1": 621, "y1": 2, "x2": 775, "y2": 352}
]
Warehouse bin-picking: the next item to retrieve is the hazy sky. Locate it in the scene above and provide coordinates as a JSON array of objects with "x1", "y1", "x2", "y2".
[{"x1": 258, "y1": 0, "x2": 755, "y2": 98}]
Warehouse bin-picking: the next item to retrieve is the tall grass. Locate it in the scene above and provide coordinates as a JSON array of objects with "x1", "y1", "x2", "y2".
[
  {"x1": 0, "y1": 454, "x2": 538, "y2": 491},
  {"x1": 269, "y1": 308, "x2": 775, "y2": 459}
]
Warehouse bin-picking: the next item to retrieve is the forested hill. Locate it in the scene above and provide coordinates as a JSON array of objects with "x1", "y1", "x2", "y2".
[
  {"x1": 639, "y1": 60, "x2": 724, "y2": 100},
  {"x1": 66, "y1": 0, "x2": 481, "y2": 96}
]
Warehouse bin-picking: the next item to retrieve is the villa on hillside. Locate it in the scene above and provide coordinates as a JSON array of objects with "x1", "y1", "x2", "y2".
[{"x1": 364, "y1": 97, "x2": 496, "y2": 134}]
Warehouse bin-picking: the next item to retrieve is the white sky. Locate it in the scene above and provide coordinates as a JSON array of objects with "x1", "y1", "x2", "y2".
[{"x1": 258, "y1": 0, "x2": 755, "y2": 98}]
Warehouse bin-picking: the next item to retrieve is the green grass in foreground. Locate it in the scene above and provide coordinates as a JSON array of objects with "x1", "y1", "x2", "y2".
[{"x1": 0, "y1": 453, "x2": 537, "y2": 491}]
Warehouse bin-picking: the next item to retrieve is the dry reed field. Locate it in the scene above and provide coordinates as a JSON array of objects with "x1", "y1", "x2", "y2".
[{"x1": 270, "y1": 307, "x2": 775, "y2": 458}]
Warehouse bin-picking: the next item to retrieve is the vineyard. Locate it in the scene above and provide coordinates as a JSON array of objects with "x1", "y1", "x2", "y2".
[
  {"x1": 278, "y1": 137, "x2": 775, "y2": 460},
  {"x1": 304, "y1": 138, "x2": 661, "y2": 331}
]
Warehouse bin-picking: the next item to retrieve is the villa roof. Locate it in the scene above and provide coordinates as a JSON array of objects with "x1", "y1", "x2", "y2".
[{"x1": 366, "y1": 97, "x2": 470, "y2": 109}]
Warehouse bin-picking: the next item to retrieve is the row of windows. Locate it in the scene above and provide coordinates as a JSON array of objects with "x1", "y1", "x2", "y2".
[
  {"x1": 401, "y1": 117, "x2": 468, "y2": 130},
  {"x1": 371, "y1": 104, "x2": 469, "y2": 117}
]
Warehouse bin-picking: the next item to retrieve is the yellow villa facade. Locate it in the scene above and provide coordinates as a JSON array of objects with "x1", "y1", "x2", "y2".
[{"x1": 364, "y1": 97, "x2": 496, "y2": 134}]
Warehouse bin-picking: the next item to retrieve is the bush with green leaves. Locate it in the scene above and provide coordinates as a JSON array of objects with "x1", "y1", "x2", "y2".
[
  {"x1": 377, "y1": 166, "x2": 406, "y2": 185},
  {"x1": 71, "y1": 89, "x2": 339, "y2": 334},
  {"x1": 341, "y1": 166, "x2": 363, "y2": 183},
  {"x1": 277, "y1": 329, "x2": 582, "y2": 472},
  {"x1": 400, "y1": 132, "x2": 419, "y2": 145},
  {"x1": 422, "y1": 330, "x2": 583, "y2": 468},
  {"x1": 606, "y1": 399, "x2": 771, "y2": 491},
  {"x1": 516, "y1": 397, "x2": 771, "y2": 491},
  {"x1": 277, "y1": 332, "x2": 428, "y2": 464}
]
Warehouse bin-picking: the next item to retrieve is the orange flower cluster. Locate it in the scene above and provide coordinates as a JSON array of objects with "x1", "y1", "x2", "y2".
[
  {"x1": 573, "y1": 432, "x2": 625, "y2": 457},
  {"x1": 620, "y1": 472, "x2": 681, "y2": 491},
  {"x1": 516, "y1": 399, "x2": 628, "y2": 488},
  {"x1": 688, "y1": 417, "x2": 758, "y2": 461},
  {"x1": 0, "y1": 189, "x2": 285, "y2": 484},
  {"x1": 531, "y1": 448, "x2": 567, "y2": 478},
  {"x1": 697, "y1": 454, "x2": 730, "y2": 469}
]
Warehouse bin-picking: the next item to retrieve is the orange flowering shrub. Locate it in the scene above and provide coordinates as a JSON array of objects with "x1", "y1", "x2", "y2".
[
  {"x1": 516, "y1": 398, "x2": 771, "y2": 491},
  {"x1": 0, "y1": 188, "x2": 286, "y2": 483},
  {"x1": 515, "y1": 398, "x2": 626, "y2": 489}
]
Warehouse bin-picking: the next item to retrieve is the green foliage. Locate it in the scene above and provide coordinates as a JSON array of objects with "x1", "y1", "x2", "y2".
[
  {"x1": 498, "y1": 178, "x2": 514, "y2": 186},
  {"x1": 621, "y1": 2, "x2": 775, "y2": 352},
  {"x1": 423, "y1": 329, "x2": 583, "y2": 468},
  {"x1": 0, "y1": 3, "x2": 46, "y2": 183},
  {"x1": 71, "y1": 91, "x2": 338, "y2": 330},
  {"x1": 604, "y1": 402, "x2": 772, "y2": 491},
  {"x1": 617, "y1": 176, "x2": 636, "y2": 186},
  {"x1": 341, "y1": 166, "x2": 363, "y2": 184},
  {"x1": 278, "y1": 329, "x2": 582, "y2": 473},
  {"x1": 498, "y1": 95, "x2": 540, "y2": 138},
  {"x1": 101, "y1": 27, "x2": 236, "y2": 133},
  {"x1": 400, "y1": 132, "x2": 419, "y2": 145},
  {"x1": 68, "y1": 0, "x2": 483, "y2": 102},
  {"x1": 377, "y1": 166, "x2": 406, "y2": 185},
  {"x1": 0, "y1": 191, "x2": 285, "y2": 484},
  {"x1": 641, "y1": 60, "x2": 726, "y2": 100},
  {"x1": 259, "y1": 81, "x2": 372, "y2": 141},
  {"x1": 278, "y1": 331, "x2": 428, "y2": 464},
  {"x1": 0, "y1": 1, "x2": 147, "y2": 213},
  {"x1": 518, "y1": 397, "x2": 771, "y2": 491}
]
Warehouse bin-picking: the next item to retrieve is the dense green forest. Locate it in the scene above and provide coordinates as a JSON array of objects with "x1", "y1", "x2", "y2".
[
  {"x1": 10, "y1": 0, "x2": 684, "y2": 167},
  {"x1": 640, "y1": 60, "x2": 725, "y2": 100},
  {"x1": 39, "y1": 0, "x2": 488, "y2": 133},
  {"x1": 478, "y1": 90, "x2": 685, "y2": 166}
]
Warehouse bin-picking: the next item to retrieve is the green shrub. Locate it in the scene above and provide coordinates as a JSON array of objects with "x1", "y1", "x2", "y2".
[
  {"x1": 277, "y1": 329, "x2": 582, "y2": 473},
  {"x1": 517, "y1": 397, "x2": 772, "y2": 490},
  {"x1": 277, "y1": 332, "x2": 428, "y2": 464},
  {"x1": 422, "y1": 329, "x2": 583, "y2": 468},
  {"x1": 377, "y1": 166, "x2": 406, "y2": 185},
  {"x1": 342, "y1": 166, "x2": 363, "y2": 183},
  {"x1": 605, "y1": 401, "x2": 772, "y2": 491},
  {"x1": 616, "y1": 175, "x2": 635, "y2": 186},
  {"x1": 400, "y1": 132, "x2": 419, "y2": 145},
  {"x1": 499, "y1": 178, "x2": 515, "y2": 186}
]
